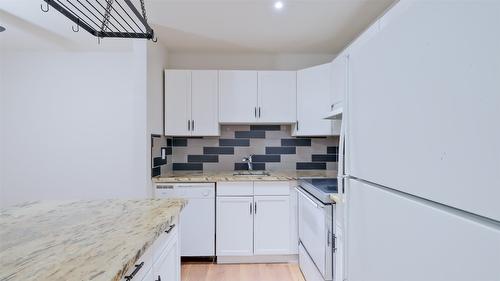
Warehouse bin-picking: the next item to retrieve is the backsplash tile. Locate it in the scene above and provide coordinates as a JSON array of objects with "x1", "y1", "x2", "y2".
[{"x1": 166, "y1": 125, "x2": 338, "y2": 172}]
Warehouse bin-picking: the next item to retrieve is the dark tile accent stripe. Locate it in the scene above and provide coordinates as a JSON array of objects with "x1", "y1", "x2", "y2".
[
  {"x1": 173, "y1": 163, "x2": 203, "y2": 171},
  {"x1": 153, "y1": 157, "x2": 167, "y2": 167},
  {"x1": 281, "y1": 138, "x2": 311, "y2": 146},
  {"x1": 219, "y1": 139, "x2": 250, "y2": 147},
  {"x1": 234, "y1": 163, "x2": 266, "y2": 171},
  {"x1": 203, "y1": 147, "x2": 234, "y2": 155},
  {"x1": 252, "y1": 154, "x2": 281, "y2": 163},
  {"x1": 296, "y1": 162, "x2": 327, "y2": 170},
  {"x1": 327, "y1": 146, "x2": 339, "y2": 154},
  {"x1": 250, "y1": 125, "x2": 281, "y2": 131},
  {"x1": 173, "y1": 138, "x2": 188, "y2": 147},
  {"x1": 312, "y1": 154, "x2": 337, "y2": 162},
  {"x1": 188, "y1": 155, "x2": 219, "y2": 163},
  {"x1": 152, "y1": 166, "x2": 161, "y2": 177},
  {"x1": 265, "y1": 146, "x2": 296, "y2": 155},
  {"x1": 167, "y1": 138, "x2": 173, "y2": 147},
  {"x1": 235, "y1": 130, "x2": 265, "y2": 139}
]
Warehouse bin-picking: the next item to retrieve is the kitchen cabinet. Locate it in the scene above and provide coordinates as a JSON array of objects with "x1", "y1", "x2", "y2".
[
  {"x1": 121, "y1": 218, "x2": 180, "y2": 281},
  {"x1": 253, "y1": 195, "x2": 290, "y2": 255},
  {"x1": 219, "y1": 70, "x2": 258, "y2": 123},
  {"x1": 216, "y1": 181, "x2": 297, "y2": 261},
  {"x1": 330, "y1": 55, "x2": 347, "y2": 109},
  {"x1": 219, "y1": 70, "x2": 296, "y2": 123},
  {"x1": 164, "y1": 70, "x2": 219, "y2": 136},
  {"x1": 153, "y1": 229, "x2": 180, "y2": 281},
  {"x1": 257, "y1": 71, "x2": 296, "y2": 123},
  {"x1": 216, "y1": 196, "x2": 254, "y2": 256},
  {"x1": 295, "y1": 63, "x2": 334, "y2": 136}
]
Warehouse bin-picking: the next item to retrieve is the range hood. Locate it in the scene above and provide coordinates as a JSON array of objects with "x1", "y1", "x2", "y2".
[{"x1": 324, "y1": 102, "x2": 343, "y2": 120}]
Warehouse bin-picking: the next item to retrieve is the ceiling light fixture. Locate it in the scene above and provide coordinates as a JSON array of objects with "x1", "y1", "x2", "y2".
[
  {"x1": 0, "y1": 26, "x2": 6, "y2": 32},
  {"x1": 274, "y1": 1, "x2": 284, "y2": 10}
]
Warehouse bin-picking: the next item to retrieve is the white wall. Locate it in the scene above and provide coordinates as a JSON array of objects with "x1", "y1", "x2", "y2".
[
  {"x1": 167, "y1": 52, "x2": 335, "y2": 70},
  {"x1": 0, "y1": 44, "x2": 155, "y2": 207}
]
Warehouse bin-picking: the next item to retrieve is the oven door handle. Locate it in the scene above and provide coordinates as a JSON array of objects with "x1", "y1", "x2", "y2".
[{"x1": 297, "y1": 187, "x2": 324, "y2": 209}]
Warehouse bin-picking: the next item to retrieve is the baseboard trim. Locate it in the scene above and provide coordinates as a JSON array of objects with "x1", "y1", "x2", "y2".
[{"x1": 217, "y1": 254, "x2": 298, "y2": 264}]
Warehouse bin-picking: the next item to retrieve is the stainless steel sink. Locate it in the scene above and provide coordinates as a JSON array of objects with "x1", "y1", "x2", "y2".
[{"x1": 232, "y1": 171, "x2": 271, "y2": 176}]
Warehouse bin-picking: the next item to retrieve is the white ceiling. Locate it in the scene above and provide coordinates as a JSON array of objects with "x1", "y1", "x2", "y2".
[
  {"x1": 0, "y1": 0, "x2": 396, "y2": 53},
  {"x1": 148, "y1": 0, "x2": 395, "y2": 53}
]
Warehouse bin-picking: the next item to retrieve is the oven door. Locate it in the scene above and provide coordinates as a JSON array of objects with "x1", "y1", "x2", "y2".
[{"x1": 298, "y1": 187, "x2": 333, "y2": 280}]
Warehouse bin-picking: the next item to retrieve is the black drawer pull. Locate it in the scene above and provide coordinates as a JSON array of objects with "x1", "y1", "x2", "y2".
[
  {"x1": 165, "y1": 224, "x2": 176, "y2": 234},
  {"x1": 124, "y1": 262, "x2": 144, "y2": 281},
  {"x1": 155, "y1": 275, "x2": 161, "y2": 281}
]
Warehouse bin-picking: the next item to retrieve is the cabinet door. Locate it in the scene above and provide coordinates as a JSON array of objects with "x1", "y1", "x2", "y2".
[
  {"x1": 257, "y1": 71, "x2": 296, "y2": 123},
  {"x1": 216, "y1": 196, "x2": 254, "y2": 256},
  {"x1": 153, "y1": 232, "x2": 180, "y2": 281},
  {"x1": 165, "y1": 70, "x2": 191, "y2": 136},
  {"x1": 253, "y1": 195, "x2": 290, "y2": 255},
  {"x1": 219, "y1": 71, "x2": 258, "y2": 123},
  {"x1": 296, "y1": 63, "x2": 333, "y2": 136},
  {"x1": 191, "y1": 70, "x2": 219, "y2": 136},
  {"x1": 330, "y1": 55, "x2": 347, "y2": 107}
]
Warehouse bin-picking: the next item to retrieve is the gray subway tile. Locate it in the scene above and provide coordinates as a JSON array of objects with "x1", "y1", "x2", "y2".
[
  {"x1": 173, "y1": 163, "x2": 203, "y2": 171},
  {"x1": 265, "y1": 146, "x2": 296, "y2": 155},
  {"x1": 281, "y1": 138, "x2": 311, "y2": 146},
  {"x1": 296, "y1": 162, "x2": 326, "y2": 170},
  {"x1": 252, "y1": 154, "x2": 281, "y2": 162},
  {"x1": 235, "y1": 131, "x2": 266, "y2": 139},
  {"x1": 203, "y1": 147, "x2": 234, "y2": 155},
  {"x1": 219, "y1": 139, "x2": 250, "y2": 147},
  {"x1": 188, "y1": 155, "x2": 219, "y2": 163},
  {"x1": 312, "y1": 154, "x2": 338, "y2": 162}
]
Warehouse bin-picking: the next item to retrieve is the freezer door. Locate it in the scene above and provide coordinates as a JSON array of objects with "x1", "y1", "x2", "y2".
[
  {"x1": 346, "y1": 179, "x2": 500, "y2": 281},
  {"x1": 347, "y1": 0, "x2": 500, "y2": 220}
]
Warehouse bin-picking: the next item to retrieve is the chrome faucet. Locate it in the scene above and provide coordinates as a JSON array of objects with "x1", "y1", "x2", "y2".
[{"x1": 242, "y1": 155, "x2": 254, "y2": 171}]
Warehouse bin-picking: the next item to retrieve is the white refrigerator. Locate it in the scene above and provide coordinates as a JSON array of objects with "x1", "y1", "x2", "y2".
[{"x1": 340, "y1": 1, "x2": 500, "y2": 281}]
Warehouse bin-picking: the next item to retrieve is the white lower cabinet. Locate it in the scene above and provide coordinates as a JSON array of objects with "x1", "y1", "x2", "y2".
[
  {"x1": 153, "y1": 230, "x2": 180, "y2": 281},
  {"x1": 216, "y1": 181, "x2": 297, "y2": 262},
  {"x1": 216, "y1": 196, "x2": 254, "y2": 256},
  {"x1": 253, "y1": 195, "x2": 290, "y2": 255},
  {"x1": 122, "y1": 219, "x2": 180, "y2": 281}
]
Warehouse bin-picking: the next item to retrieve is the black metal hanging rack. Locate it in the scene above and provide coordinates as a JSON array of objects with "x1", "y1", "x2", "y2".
[{"x1": 41, "y1": 0, "x2": 156, "y2": 40}]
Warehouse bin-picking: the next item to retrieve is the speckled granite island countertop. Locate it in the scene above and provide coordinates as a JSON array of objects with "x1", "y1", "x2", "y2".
[
  {"x1": 153, "y1": 170, "x2": 337, "y2": 183},
  {"x1": 0, "y1": 199, "x2": 186, "y2": 281}
]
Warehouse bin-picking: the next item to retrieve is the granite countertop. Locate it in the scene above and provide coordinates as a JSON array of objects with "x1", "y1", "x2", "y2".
[
  {"x1": 153, "y1": 170, "x2": 337, "y2": 183},
  {"x1": 0, "y1": 199, "x2": 186, "y2": 281}
]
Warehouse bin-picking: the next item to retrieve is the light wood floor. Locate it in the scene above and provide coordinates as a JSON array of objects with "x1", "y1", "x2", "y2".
[{"x1": 181, "y1": 263, "x2": 305, "y2": 281}]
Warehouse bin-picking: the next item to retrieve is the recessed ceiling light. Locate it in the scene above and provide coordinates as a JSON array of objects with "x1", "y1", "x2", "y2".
[
  {"x1": 274, "y1": 1, "x2": 284, "y2": 10},
  {"x1": 0, "y1": 26, "x2": 6, "y2": 32}
]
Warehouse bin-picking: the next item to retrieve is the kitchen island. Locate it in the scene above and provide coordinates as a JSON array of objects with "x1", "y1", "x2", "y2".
[{"x1": 0, "y1": 199, "x2": 185, "y2": 281}]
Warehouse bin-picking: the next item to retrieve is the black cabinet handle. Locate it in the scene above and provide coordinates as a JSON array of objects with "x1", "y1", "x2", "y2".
[
  {"x1": 188, "y1": 120, "x2": 190, "y2": 131},
  {"x1": 165, "y1": 224, "x2": 176, "y2": 234},
  {"x1": 258, "y1": 107, "x2": 261, "y2": 118},
  {"x1": 155, "y1": 275, "x2": 161, "y2": 281},
  {"x1": 124, "y1": 262, "x2": 144, "y2": 281},
  {"x1": 249, "y1": 202, "x2": 252, "y2": 214},
  {"x1": 191, "y1": 120, "x2": 194, "y2": 131},
  {"x1": 254, "y1": 202, "x2": 257, "y2": 214},
  {"x1": 254, "y1": 107, "x2": 257, "y2": 118}
]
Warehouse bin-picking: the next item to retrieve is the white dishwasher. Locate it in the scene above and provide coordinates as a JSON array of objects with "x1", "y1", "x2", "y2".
[{"x1": 155, "y1": 183, "x2": 215, "y2": 257}]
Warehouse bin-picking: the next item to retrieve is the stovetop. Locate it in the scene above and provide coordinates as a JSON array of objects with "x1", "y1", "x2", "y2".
[{"x1": 299, "y1": 178, "x2": 338, "y2": 204}]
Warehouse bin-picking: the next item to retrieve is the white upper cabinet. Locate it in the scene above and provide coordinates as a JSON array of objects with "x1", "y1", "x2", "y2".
[
  {"x1": 257, "y1": 71, "x2": 297, "y2": 123},
  {"x1": 330, "y1": 55, "x2": 347, "y2": 108},
  {"x1": 219, "y1": 70, "x2": 297, "y2": 124},
  {"x1": 295, "y1": 63, "x2": 334, "y2": 136},
  {"x1": 191, "y1": 70, "x2": 219, "y2": 136},
  {"x1": 219, "y1": 70, "x2": 258, "y2": 123},
  {"x1": 165, "y1": 70, "x2": 191, "y2": 136},
  {"x1": 165, "y1": 70, "x2": 219, "y2": 136}
]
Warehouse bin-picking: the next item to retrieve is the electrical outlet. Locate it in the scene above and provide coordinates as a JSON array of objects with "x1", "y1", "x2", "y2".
[{"x1": 161, "y1": 147, "x2": 167, "y2": 160}]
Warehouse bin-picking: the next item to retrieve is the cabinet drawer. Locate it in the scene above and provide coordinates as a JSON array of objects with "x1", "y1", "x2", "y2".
[
  {"x1": 254, "y1": 181, "x2": 290, "y2": 196},
  {"x1": 121, "y1": 244, "x2": 153, "y2": 281},
  {"x1": 217, "y1": 182, "x2": 253, "y2": 196},
  {"x1": 152, "y1": 217, "x2": 178, "y2": 262}
]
